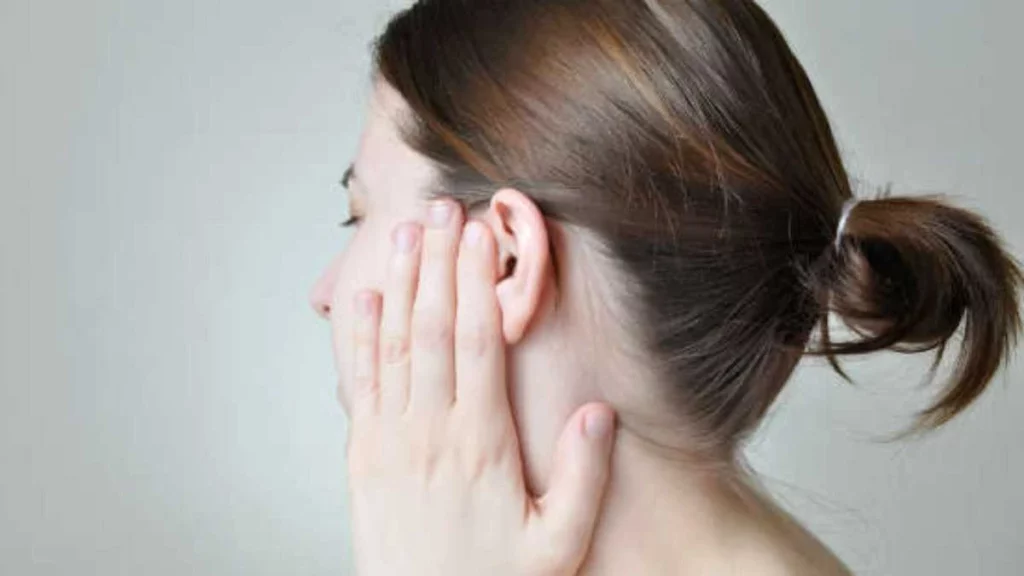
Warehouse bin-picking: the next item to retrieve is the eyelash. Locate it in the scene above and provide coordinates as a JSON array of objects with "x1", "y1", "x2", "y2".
[{"x1": 338, "y1": 171, "x2": 362, "y2": 228}]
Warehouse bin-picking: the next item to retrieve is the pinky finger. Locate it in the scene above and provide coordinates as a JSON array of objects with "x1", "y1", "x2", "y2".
[{"x1": 351, "y1": 290, "x2": 382, "y2": 418}]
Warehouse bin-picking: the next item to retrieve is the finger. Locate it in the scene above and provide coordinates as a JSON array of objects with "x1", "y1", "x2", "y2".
[
  {"x1": 409, "y1": 198, "x2": 464, "y2": 413},
  {"x1": 349, "y1": 290, "x2": 382, "y2": 419},
  {"x1": 377, "y1": 222, "x2": 423, "y2": 414},
  {"x1": 536, "y1": 404, "x2": 616, "y2": 562},
  {"x1": 454, "y1": 220, "x2": 507, "y2": 415}
]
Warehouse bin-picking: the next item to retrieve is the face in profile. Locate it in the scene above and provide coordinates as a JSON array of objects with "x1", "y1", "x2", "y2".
[
  {"x1": 308, "y1": 83, "x2": 439, "y2": 414},
  {"x1": 307, "y1": 81, "x2": 598, "y2": 496}
]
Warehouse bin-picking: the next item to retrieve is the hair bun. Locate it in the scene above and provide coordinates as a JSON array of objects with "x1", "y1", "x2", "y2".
[{"x1": 815, "y1": 196, "x2": 1022, "y2": 431}]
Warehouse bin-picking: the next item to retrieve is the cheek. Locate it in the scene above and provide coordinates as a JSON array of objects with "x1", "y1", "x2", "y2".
[{"x1": 331, "y1": 222, "x2": 395, "y2": 410}]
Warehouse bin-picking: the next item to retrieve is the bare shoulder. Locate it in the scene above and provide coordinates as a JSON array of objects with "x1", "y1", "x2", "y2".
[
  {"x1": 726, "y1": 480, "x2": 854, "y2": 576},
  {"x1": 763, "y1": 538, "x2": 853, "y2": 576},
  {"x1": 730, "y1": 523, "x2": 853, "y2": 576}
]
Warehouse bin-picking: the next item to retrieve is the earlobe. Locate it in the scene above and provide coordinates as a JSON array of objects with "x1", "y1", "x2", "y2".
[{"x1": 482, "y1": 188, "x2": 552, "y2": 344}]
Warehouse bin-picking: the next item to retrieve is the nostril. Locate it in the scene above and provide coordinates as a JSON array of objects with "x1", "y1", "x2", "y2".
[{"x1": 310, "y1": 295, "x2": 332, "y2": 319}]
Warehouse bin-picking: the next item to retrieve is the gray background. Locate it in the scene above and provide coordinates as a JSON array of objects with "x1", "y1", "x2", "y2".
[{"x1": 3, "y1": 0, "x2": 1021, "y2": 574}]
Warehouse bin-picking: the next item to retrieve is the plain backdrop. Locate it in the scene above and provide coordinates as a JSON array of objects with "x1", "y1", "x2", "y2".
[{"x1": 3, "y1": 1, "x2": 1022, "y2": 574}]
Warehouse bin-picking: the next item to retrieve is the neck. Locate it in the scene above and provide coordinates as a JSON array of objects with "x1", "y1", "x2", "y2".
[
  {"x1": 577, "y1": 431, "x2": 778, "y2": 575},
  {"x1": 509, "y1": 344, "x2": 849, "y2": 574}
]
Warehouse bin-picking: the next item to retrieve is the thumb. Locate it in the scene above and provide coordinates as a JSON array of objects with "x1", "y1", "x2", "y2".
[{"x1": 536, "y1": 403, "x2": 616, "y2": 561}]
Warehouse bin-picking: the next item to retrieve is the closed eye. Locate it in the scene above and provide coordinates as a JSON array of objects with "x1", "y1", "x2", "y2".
[{"x1": 338, "y1": 164, "x2": 364, "y2": 228}]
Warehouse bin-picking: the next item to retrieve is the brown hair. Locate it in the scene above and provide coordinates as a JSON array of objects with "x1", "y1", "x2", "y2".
[{"x1": 372, "y1": 0, "x2": 1021, "y2": 458}]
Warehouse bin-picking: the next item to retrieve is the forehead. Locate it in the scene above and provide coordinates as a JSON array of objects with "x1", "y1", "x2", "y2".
[{"x1": 353, "y1": 82, "x2": 439, "y2": 202}]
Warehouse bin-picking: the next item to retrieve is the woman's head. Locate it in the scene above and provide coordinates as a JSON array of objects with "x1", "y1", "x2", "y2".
[{"x1": 314, "y1": 0, "x2": 1021, "y2": 470}]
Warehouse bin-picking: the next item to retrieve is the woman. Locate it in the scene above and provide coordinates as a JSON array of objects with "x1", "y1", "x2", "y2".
[{"x1": 310, "y1": 0, "x2": 1022, "y2": 573}]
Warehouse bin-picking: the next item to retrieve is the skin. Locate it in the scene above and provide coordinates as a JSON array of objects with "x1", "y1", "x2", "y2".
[
  {"x1": 339, "y1": 199, "x2": 617, "y2": 575},
  {"x1": 311, "y1": 81, "x2": 852, "y2": 575}
]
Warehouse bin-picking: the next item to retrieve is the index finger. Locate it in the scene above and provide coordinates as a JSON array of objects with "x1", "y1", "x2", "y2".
[{"x1": 453, "y1": 220, "x2": 507, "y2": 415}]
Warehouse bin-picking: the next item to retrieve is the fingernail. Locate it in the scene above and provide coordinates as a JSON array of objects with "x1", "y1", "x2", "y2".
[
  {"x1": 463, "y1": 221, "x2": 483, "y2": 247},
  {"x1": 393, "y1": 223, "x2": 418, "y2": 253},
  {"x1": 428, "y1": 200, "x2": 453, "y2": 228},
  {"x1": 584, "y1": 409, "x2": 613, "y2": 439}
]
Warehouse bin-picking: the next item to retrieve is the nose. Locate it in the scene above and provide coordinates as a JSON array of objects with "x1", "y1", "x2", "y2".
[{"x1": 309, "y1": 258, "x2": 339, "y2": 319}]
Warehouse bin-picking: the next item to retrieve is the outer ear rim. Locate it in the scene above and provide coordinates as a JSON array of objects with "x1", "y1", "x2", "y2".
[{"x1": 486, "y1": 188, "x2": 552, "y2": 344}]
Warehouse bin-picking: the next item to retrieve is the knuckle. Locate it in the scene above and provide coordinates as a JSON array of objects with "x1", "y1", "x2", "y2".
[
  {"x1": 460, "y1": 444, "x2": 502, "y2": 484},
  {"x1": 411, "y1": 313, "x2": 454, "y2": 350},
  {"x1": 405, "y1": 427, "x2": 445, "y2": 482},
  {"x1": 456, "y1": 323, "x2": 490, "y2": 358},
  {"x1": 418, "y1": 449, "x2": 442, "y2": 483},
  {"x1": 453, "y1": 412, "x2": 511, "y2": 479},
  {"x1": 352, "y1": 330, "x2": 377, "y2": 348},
  {"x1": 380, "y1": 333, "x2": 410, "y2": 365},
  {"x1": 348, "y1": 387, "x2": 377, "y2": 417},
  {"x1": 352, "y1": 372, "x2": 377, "y2": 391},
  {"x1": 464, "y1": 454, "x2": 488, "y2": 484}
]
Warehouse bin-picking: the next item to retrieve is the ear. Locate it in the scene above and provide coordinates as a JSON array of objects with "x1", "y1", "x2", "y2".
[{"x1": 480, "y1": 188, "x2": 552, "y2": 344}]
